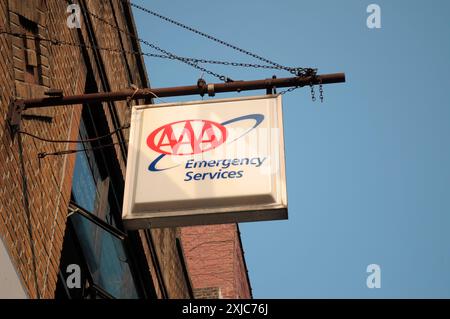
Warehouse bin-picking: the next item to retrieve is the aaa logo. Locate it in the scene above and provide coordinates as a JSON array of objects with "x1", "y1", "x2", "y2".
[{"x1": 147, "y1": 119, "x2": 227, "y2": 156}]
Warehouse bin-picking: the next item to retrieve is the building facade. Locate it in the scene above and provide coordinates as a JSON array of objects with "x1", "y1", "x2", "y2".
[
  {"x1": 181, "y1": 224, "x2": 252, "y2": 299},
  {"x1": 0, "y1": 0, "x2": 251, "y2": 299}
]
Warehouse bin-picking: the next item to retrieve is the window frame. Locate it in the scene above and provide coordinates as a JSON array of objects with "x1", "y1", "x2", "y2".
[{"x1": 57, "y1": 202, "x2": 144, "y2": 299}]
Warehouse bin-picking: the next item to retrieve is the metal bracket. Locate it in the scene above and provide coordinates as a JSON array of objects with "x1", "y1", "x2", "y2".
[
  {"x1": 266, "y1": 75, "x2": 277, "y2": 95},
  {"x1": 197, "y1": 78, "x2": 207, "y2": 97},
  {"x1": 207, "y1": 84, "x2": 215, "y2": 97},
  {"x1": 7, "y1": 99, "x2": 25, "y2": 136}
]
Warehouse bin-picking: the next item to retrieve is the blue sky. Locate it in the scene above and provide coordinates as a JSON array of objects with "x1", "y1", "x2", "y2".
[{"x1": 132, "y1": 0, "x2": 450, "y2": 298}]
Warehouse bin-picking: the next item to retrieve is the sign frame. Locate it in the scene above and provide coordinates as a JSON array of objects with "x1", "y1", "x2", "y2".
[{"x1": 122, "y1": 94, "x2": 288, "y2": 229}]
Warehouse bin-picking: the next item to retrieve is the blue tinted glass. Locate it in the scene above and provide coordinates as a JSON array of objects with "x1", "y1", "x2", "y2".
[
  {"x1": 72, "y1": 148, "x2": 98, "y2": 213},
  {"x1": 71, "y1": 119, "x2": 115, "y2": 225},
  {"x1": 71, "y1": 213, "x2": 139, "y2": 299},
  {"x1": 70, "y1": 118, "x2": 137, "y2": 298}
]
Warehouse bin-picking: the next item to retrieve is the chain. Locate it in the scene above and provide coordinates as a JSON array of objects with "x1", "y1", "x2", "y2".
[
  {"x1": 2, "y1": 29, "x2": 321, "y2": 98},
  {"x1": 2, "y1": 4, "x2": 319, "y2": 86},
  {"x1": 126, "y1": 1, "x2": 283, "y2": 69},
  {"x1": 319, "y1": 81, "x2": 324, "y2": 103},
  {"x1": 86, "y1": 8, "x2": 318, "y2": 79},
  {"x1": 0, "y1": 27, "x2": 280, "y2": 75},
  {"x1": 310, "y1": 82, "x2": 316, "y2": 102},
  {"x1": 144, "y1": 52, "x2": 294, "y2": 70},
  {"x1": 279, "y1": 86, "x2": 299, "y2": 95},
  {"x1": 0, "y1": 28, "x2": 230, "y2": 82},
  {"x1": 85, "y1": 11, "x2": 232, "y2": 82},
  {"x1": 125, "y1": 1, "x2": 316, "y2": 77},
  {"x1": 88, "y1": 9, "x2": 316, "y2": 79},
  {"x1": 279, "y1": 80, "x2": 324, "y2": 101}
]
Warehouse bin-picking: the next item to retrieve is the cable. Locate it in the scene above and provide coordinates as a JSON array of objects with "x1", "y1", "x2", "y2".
[
  {"x1": 139, "y1": 87, "x2": 169, "y2": 103},
  {"x1": 18, "y1": 124, "x2": 130, "y2": 144},
  {"x1": 38, "y1": 142, "x2": 123, "y2": 159}
]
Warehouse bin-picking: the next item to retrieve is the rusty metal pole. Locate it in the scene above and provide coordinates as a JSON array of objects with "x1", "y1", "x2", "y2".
[{"x1": 7, "y1": 73, "x2": 345, "y2": 130}]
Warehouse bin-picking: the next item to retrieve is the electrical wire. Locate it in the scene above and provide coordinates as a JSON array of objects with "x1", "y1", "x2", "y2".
[
  {"x1": 38, "y1": 142, "x2": 124, "y2": 159},
  {"x1": 18, "y1": 124, "x2": 130, "y2": 144}
]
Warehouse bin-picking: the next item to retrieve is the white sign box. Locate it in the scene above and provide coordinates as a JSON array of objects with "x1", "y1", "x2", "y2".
[{"x1": 122, "y1": 95, "x2": 287, "y2": 229}]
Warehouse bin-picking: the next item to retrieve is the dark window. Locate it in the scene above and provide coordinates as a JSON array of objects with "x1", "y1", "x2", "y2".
[
  {"x1": 56, "y1": 204, "x2": 140, "y2": 299},
  {"x1": 70, "y1": 204, "x2": 139, "y2": 298},
  {"x1": 71, "y1": 119, "x2": 117, "y2": 226},
  {"x1": 57, "y1": 112, "x2": 142, "y2": 299},
  {"x1": 56, "y1": 43, "x2": 156, "y2": 299}
]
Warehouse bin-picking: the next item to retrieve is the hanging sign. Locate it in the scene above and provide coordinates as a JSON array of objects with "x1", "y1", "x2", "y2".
[{"x1": 122, "y1": 95, "x2": 287, "y2": 229}]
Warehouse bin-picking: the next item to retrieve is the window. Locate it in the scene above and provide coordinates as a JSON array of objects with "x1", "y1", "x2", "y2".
[
  {"x1": 56, "y1": 106, "x2": 145, "y2": 299},
  {"x1": 65, "y1": 204, "x2": 139, "y2": 298},
  {"x1": 71, "y1": 119, "x2": 118, "y2": 226}
]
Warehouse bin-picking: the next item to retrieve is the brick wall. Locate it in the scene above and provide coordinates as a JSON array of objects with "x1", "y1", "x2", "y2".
[
  {"x1": 149, "y1": 228, "x2": 193, "y2": 298},
  {"x1": 0, "y1": 0, "x2": 190, "y2": 299},
  {"x1": 180, "y1": 224, "x2": 252, "y2": 299},
  {"x1": 0, "y1": 0, "x2": 83, "y2": 299}
]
